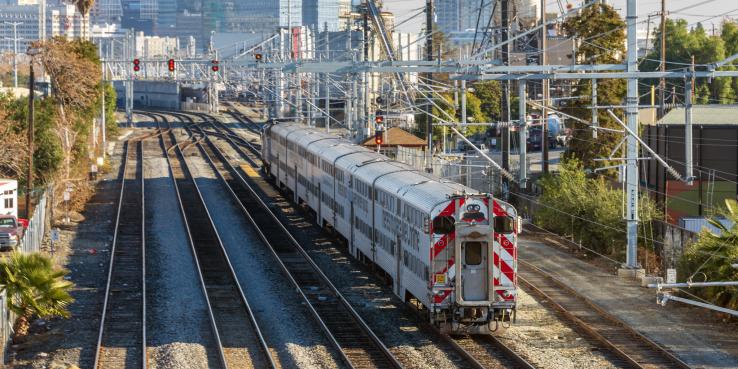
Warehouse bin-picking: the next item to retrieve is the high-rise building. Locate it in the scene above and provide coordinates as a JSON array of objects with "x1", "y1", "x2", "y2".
[
  {"x1": 0, "y1": 3, "x2": 88, "y2": 52},
  {"x1": 91, "y1": 0, "x2": 123, "y2": 25},
  {"x1": 303, "y1": 0, "x2": 349, "y2": 32},
  {"x1": 155, "y1": 0, "x2": 175, "y2": 33},
  {"x1": 235, "y1": 0, "x2": 301, "y2": 32},
  {"x1": 435, "y1": 0, "x2": 495, "y2": 43}
]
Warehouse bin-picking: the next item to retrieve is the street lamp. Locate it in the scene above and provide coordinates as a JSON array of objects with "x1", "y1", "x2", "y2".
[{"x1": 4, "y1": 21, "x2": 23, "y2": 89}]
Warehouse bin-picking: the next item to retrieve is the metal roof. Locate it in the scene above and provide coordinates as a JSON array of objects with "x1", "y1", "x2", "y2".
[{"x1": 656, "y1": 105, "x2": 738, "y2": 125}]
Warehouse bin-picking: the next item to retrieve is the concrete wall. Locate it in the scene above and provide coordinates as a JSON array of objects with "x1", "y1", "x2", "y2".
[{"x1": 114, "y1": 81, "x2": 180, "y2": 110}]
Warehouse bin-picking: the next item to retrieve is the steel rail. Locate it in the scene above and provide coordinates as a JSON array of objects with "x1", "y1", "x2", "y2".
[
  {"x1": 518, "y1": 260, "x2": 692, "y2": 369},
  {"x1": 176, "y1": 111, "x2": 403, "y2": 369},
  {"x1": 152, "y1": 112, "x2": 278, "y2": 369},
  {"x1": 93, "y1": 136, "x2": 146, "y2": 369},
  {"x1": 219, "y1": 111, "x2": 537, "y2": 369}
]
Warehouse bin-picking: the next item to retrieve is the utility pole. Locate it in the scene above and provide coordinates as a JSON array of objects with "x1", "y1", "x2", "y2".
[
  {"x1": 624, "y1": 0, "x2": 640, "y2": 270},
  {"x1": 26, "y1": 59, "x2": 34, "y2": 219},
  {"x1": 659, "y1": 0, "x2": 666, "y2": 118},
  {"x1": 501, "y1": 0, "x2": 510, "y2": 173},
  {"x1": 4, "y1": 22, "x2": 22, "y2": 89},
  {"x1": 425, "y1": 0, "x2": 434, "y2": 156},
  {"x1": 541, "y1": 0, "x2": 549, "y2": 174}
]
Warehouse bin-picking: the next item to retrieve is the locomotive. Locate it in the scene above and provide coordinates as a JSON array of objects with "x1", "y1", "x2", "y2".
[{"x1": 261, "y1": 123, "x2": 519, "y2": 334}]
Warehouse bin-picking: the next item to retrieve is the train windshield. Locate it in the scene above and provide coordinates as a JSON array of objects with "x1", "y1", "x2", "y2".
[
  {"x1": 432, "y1": 215, "x2": 455, "y2": 235},
  {"x1": 493, "y1": 216, "x2": 515, "y2": 233}
]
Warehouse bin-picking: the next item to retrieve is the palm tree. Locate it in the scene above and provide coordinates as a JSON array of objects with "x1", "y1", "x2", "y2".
[
  {"x1": 683, "y1": 199, "x2": 738, "y2": 311},
  {"x1": 0, "y1": 252, "x2": 74, "y2": 339},
  {"x1": 71, "y1": 0, "x2": 96, "y2": 40}
]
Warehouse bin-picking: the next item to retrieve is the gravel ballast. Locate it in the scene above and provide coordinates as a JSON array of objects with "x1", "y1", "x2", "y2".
[
  {"x1": 179, "y1": 128, "x2": 345, "y2": 369},
  {"x1": 143, "y1": 138, "x2": 220, "y2": 369}
]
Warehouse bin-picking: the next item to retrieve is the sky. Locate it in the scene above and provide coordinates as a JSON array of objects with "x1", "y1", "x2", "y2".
[{"x1": 382, "y1": 0, "x2": 738, "y2": 34}]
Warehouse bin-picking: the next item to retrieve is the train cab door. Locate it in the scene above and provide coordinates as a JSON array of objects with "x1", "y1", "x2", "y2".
[{"x1": 461, "y1": 241, "x2": 488, "y2": 301}]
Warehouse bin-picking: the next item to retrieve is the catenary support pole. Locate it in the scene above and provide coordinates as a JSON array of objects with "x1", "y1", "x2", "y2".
[
  {"x1": 501, "y1": 0, "x2": 510, "y2": 173},
  {"x1": 659, "y1": 0, "x2": 666, "y2": 118},
  {"x1": 592, "y1": 79, "x2": 598, "y2": 139},
  {"x1": 325, "y1": 22, "x2": 331, "y2": 131},
  {"x1": 519, "y1": 81, "x2": 527, "y2": 186},
  {"x1": 541, "y1": 0, "x2": 549, "y2": 173},
  {"x1": 685, "y1": 57, "x2": 694, "y2": 184},
  {"x1": 625, "y1": 0, "x2": 640, "y2": 269},
  {"x1": 426, "y1": 0, "x2": 434, "y2": 156}
]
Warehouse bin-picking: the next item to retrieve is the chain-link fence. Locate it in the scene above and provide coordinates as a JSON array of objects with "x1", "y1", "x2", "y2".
[
  {"x1": 19, "y1": 191, "x2": 48, "y2": 254},
  {"x1": 2, "y1": 188, "x2": 50, "y2": 360}
]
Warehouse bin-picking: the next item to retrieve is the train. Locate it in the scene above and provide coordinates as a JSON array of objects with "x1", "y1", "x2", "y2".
[{"x1": 261, "y1": 123, "x2": 520, "y2": 334}]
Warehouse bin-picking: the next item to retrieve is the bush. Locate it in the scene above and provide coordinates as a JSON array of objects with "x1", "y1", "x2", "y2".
[
  {"x1": 535, "y1": 159, "x2": 660, "y2": 258},
  {"x1": 680, "y1": 200, "x2": 738, "y2": 312}
]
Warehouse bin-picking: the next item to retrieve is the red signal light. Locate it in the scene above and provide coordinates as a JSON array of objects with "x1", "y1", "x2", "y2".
[
  {"x1": 375, "y1": 115, "x2": 384, "y2": 124},
  {"x1": 211, "y1": 60, "x2": 220, "y2": 72},
  {"x1": 374, "y1": 130, "x2": 384, "y2": 145},
  {"x1": 133, "y1": 58, "x2": 140, "y2": 72},
  {"x1": 255, "y1": 53, "x2": 263, "y2": 61},
  {"x1": 168, "y1": 58, "x2": 175, "y2": 72}
]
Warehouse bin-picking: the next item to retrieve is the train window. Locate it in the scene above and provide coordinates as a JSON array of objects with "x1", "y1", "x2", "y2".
[
  {"x1": 494, "y1": 216, "x2": 515, "y2": 234},
  {"x1": 464, "y1": 242, "x2": 484, "y2": 266},
  {"x1": 432, "y1": 215, "x2": 455, "y2": 235}
]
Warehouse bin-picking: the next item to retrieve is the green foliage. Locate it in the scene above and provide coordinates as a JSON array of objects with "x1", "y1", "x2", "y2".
[
  {"x1": 680, "y1": 199, "x2": 738, "y2": 312},
  {"x1": 103, "y1": 82, "x2": 118, "y2": 139},
  {"x1": 0, "y1": 252, "x2": 74, "y2": 336},
  {"x1": 1, "y1": 94, "x2": 63, "y2": 186},
  {"x1": 561, "y1": 3, "x2": 627, "y2": 172},
  {"x1": 472, "y1": 81, "x2": 502, "y2": 121},
  {"x1": 562, "y1": 3, "x2": 625, "y2": 64},
  {"x1": 643, "y1": 19, "x2": 737, "y2": 104},
  {"x1": 535, "y1": 160, "x2": 661, "y2": 258}
]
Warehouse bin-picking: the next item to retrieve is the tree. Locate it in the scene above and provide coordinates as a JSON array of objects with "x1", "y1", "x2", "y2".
[
  {"x1": 561, "y1": 3, "x2": 626, "y2": 174},
  {"x1": 70, "y1": 0, "x2": 96, "y2": 40},
  {"x1": 643, "y1": 19, "x2": 735, "y2": 105},
  {"x1": 34, "y1": 37, "x2": 101, "y2": 181},
  {"x1": 0, "y1": 94, "x2": 28, "y2": 180},
  {"x1": 0, "y1": 252, "x2": 74, "y2": 339},
  {"x1": 473, "y1": 81, "x2": 502, "y2": 122}
]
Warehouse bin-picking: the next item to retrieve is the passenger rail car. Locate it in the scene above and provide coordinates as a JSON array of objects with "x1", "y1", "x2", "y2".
[{"x1": 261, "y1": 123, "x2": 519, "y2": 334}]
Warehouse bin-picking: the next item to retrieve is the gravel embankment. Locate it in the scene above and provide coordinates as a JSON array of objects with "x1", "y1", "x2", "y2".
[
  {"x1": 180, "y1": 129, "x2": 345, "y2": 369},
  {"x1": 143, "y1": 139, "x2": 220, "y2": 369}
]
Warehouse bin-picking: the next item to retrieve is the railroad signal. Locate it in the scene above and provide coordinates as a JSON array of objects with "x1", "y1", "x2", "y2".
[
  {"x1": 133, "y1": 58, "x2": 141, "y2": 72},
  {"x1": 375, "y1": 115, "x2": 384, "y2": 124},
  {"x1": 211, "y1": 60, "x2": 220, "y2": 72},
  {"x1": 167, "y1": 58, "x2": 175, "y2": 72},
  {"x1": 374, "y1": 129, "x2": 384, "y2": 145},
  {"x1": 254, "y1": 53, "x2": 263, "y2": 62}
]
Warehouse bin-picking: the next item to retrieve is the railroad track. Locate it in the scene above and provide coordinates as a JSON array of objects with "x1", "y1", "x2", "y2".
[
  {"x1": 176, "y1": 112, "x2": 403, "y2": 369},
  {"x1": 518, "y1": 260, "x2": 692, "y2": 369},
  {"x1": 149, "y1": 112, "x2": 277, "y2": 369},
  {"x1": 94, "y1": 138, "x2": 146, "y2": 369},
  {"x1": 185, "y1": 111, "x2": 543, "y2": 369}
]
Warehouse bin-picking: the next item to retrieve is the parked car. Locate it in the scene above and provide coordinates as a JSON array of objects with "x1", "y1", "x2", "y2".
[
  {"x1": 527, "y1": 128, "x2": 558, "y2": 151},
  {"x1": 0, "y1": 214, "x2": 24, "y2": 250}
]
